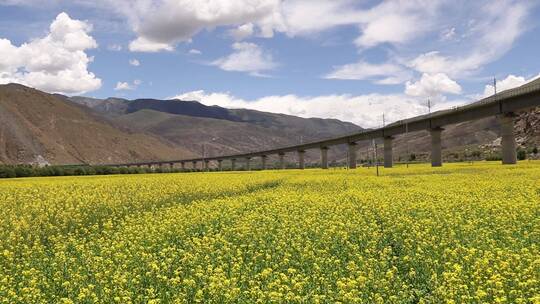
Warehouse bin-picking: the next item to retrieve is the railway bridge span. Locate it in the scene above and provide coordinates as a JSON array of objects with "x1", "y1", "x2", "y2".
[{"x1": 107, "y1": 79, "x2": 540, "y2": 171}]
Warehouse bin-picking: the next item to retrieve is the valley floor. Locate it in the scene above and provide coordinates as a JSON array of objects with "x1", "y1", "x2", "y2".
[{"x1": 1, "y1": 162, "x2": 539, "y2": 303}]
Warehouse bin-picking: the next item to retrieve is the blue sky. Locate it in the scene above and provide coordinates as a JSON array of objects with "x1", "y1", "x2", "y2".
[{"x1": 1, "y1": 0, "x2": 539, "y2": 127}]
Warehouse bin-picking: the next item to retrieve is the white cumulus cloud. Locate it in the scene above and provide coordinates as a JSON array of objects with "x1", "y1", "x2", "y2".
[
  {"x1": 272, "y1": 0, "x2": 363, "y2": 37},
  {"x1": 129, "y1": 59, "x2": 140, "y2": 66},
  {"x1": 129, "y1": 36, "x2": 174, "y2": 52},
  {"x1": 355, "y1": 13, "x2": 425, "y2": 48},
  {"x1": 405, "y1": 73, "x2": 462, "y2": 99},
  {"x1": 122, "y1": 0, "x2": 280, "y2": 52},
  {"x1": 0, "y1": 12, "x2": 101, "y2": 94},
  {"x1": 211, "y1": 42, "x2": 277, "y2": 76},
  {"x1": 229, "y1": 23, "x2": 255, "y2": 40},
  {"x1": 107, "y1": 0, "x2": 439, "y2": 52},
  {"x1": 114, "y1": 81, "x2": 133, "y2": 90},
  {"x1": 325, "y1": 60, "x2": 411, "y2": 84},
  {"x1": 115, "y1": 79, "x2": 142, "y2": 91}
]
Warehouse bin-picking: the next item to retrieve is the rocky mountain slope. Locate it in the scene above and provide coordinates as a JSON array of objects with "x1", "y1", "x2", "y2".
[
  {"x1": 516, "y1": 107, "x2": 540, "y2": 147},
  {"x1": 69, "y1": 94, "x2": 539, "y2": 164},
  {"x1": 0, "y1": 84, "x2": 195, "y2": 165},
  {"x1": 68, "y1": 96, "x2": 363, "y2": 160},
  {"x1": 1, "y1": 83, "x2": 538, "y2": 166}
]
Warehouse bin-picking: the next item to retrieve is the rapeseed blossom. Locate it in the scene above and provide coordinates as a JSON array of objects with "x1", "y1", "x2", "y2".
[{"x1": 0, "y1": 162, "x2": 539, "y2": 303}]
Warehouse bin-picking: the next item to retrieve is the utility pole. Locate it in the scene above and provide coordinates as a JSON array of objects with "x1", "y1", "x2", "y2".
[
  {"x1": 493, "y1": 77, "x2": 497, "y2": 95},
  {"x1": 382, "y1": 113, "x2": 386, "y2": 127},
  {"x1": 427, "y1": 98, "x2": 431, "y2": 114}
]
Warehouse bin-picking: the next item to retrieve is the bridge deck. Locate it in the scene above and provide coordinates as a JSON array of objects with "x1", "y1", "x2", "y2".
[{"x1": 108, "y1": 78, "x2": 540, "y2": 167}]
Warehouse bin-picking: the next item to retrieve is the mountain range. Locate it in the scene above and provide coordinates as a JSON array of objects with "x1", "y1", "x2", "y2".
[{"x1": 0, "y1": 83, "x2": 538, "y2": 166}]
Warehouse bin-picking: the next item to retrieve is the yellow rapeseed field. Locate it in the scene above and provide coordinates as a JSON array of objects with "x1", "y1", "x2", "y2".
[{"x1": 1, "y1": 162, "x2": 539, "y2": 303}]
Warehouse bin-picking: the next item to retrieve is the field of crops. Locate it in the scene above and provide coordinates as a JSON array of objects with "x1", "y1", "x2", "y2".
[{"x1": 1, "y1": 162, "x2": 539, "y2": 303}]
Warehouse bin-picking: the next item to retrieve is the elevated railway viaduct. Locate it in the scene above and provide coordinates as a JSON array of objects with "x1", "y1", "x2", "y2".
[{"x1": 107, "y1": 79, "x2": 540, "y2": 171}]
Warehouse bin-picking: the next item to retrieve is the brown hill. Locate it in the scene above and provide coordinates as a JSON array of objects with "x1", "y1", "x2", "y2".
[
  {"x1": 114, "y1": 111, "x2": 354, "y2": 167},
  {"x1": 1, "y1": 83, "x2": 538, "y2": 166},
  {"x1": 69, "y1": 92, "x2": 540, "y2": 165},
  {"x1": 0, "y1": 84, "x2": 195, "y2": 165},
  {"x1": 68, "y1": 96, "x2": 363, "y2": 162}
]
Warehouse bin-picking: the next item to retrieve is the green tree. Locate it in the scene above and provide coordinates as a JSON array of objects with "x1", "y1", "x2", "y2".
[
  {"x1": 517, "y1": 149, "x2": 527, "y2": 160},
  {"x1": 14, "y1": 166, "x2": 34, "y2": 177},
  {"x1": 0, "y1": 166, "x2": 16, "y2": 178}
]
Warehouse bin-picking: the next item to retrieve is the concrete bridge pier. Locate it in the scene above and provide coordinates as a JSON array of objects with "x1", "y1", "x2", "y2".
[
  {"x1": 384, "y1": 136, "x2": 394, "y2": 168},
  {"x1": 218, "y1": 160, "x2": 223, "y2": 171},
  {"x1": 320, "y1": 147, "x2": 329, "y2": 169},
  {"x1": 348, "y1": 142, "x2": 357, "y2": 169},
  {"x1": 261, "y1": 155, "x2": 267, "y2": 170},
  {"x1": 231, "y1": 159, "x2": 236, "y2": 171},
  {"x1": 298, "y1": 150, "x2": 305, "y2": 169},
  {"x1": 245, "y1": 157, "x2": 251, "y2": 171},
  {"x1": 430, "y1": 127, "x2": 443, "y2": 167},
  {"x1": 278, "y1": 153, "x2": 285, "y2": 169},
  {"x1": 500, "y1": 113, "x2": 517, "y2": 164}
]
